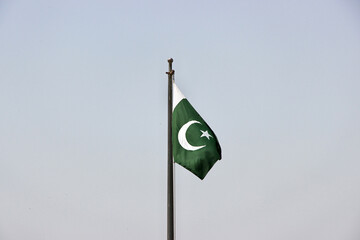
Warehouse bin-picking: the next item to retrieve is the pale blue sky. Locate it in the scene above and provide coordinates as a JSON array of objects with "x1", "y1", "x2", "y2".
[{"x1": 1, "y1": 0, "x2": 360, "y2": 239}]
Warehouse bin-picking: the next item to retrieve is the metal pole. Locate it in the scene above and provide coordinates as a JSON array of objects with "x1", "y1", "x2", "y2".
[{"x1": 166, "y1": 58, "x2": 174, "y2": 240}]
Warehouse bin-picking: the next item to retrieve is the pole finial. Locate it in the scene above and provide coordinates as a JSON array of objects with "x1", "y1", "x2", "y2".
[{"x1": 166, "y1": 58, "x2": 174, "y2": 76}]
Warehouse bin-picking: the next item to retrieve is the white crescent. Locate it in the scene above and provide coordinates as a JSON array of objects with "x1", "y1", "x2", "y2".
[{"x1": 178, "y1": 120, "x2": 206, "y2": 151}]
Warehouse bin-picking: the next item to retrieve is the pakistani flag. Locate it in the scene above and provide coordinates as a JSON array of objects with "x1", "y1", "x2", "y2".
[{"x1": 172, "y1": 83, "x2": 222, "y2": 180}]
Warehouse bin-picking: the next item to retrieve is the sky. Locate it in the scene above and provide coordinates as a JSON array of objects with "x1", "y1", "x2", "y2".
[{"x1": 1, "y1": 0, "x2": 360, "y2": 239}]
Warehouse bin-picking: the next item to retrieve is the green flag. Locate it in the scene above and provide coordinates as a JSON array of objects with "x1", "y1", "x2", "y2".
[{"x1": 172, "y1": 83, "x2": 222, "y2": 180}]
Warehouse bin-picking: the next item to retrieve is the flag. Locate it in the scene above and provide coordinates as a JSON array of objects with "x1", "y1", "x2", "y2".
[{"x1": 172, "y1": 83, "x2": 222, "y2": 180}]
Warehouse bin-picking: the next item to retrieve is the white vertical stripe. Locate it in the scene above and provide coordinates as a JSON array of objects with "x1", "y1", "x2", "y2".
[{"x1": 172, "y1": 83, "x2": 186, "y2": 111}]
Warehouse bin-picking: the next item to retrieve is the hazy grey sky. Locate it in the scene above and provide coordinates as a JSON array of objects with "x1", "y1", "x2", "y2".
[{"x1": 1, "y1": 0, "x2": 360, "y2": 239}]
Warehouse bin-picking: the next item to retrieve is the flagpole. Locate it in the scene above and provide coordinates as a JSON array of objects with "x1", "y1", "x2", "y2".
[{"x1": 166, "y1": 58, "x2": 175, "y2": 240}]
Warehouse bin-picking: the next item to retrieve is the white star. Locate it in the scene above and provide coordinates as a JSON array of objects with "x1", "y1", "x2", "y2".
[{"x1": 200, "y1": 130, "x2": 212, "y2": 140}]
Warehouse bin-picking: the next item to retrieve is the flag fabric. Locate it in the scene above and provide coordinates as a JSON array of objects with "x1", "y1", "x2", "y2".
[{"x1": 172, "y1": 83, "x2": 222, "y2": 180}]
